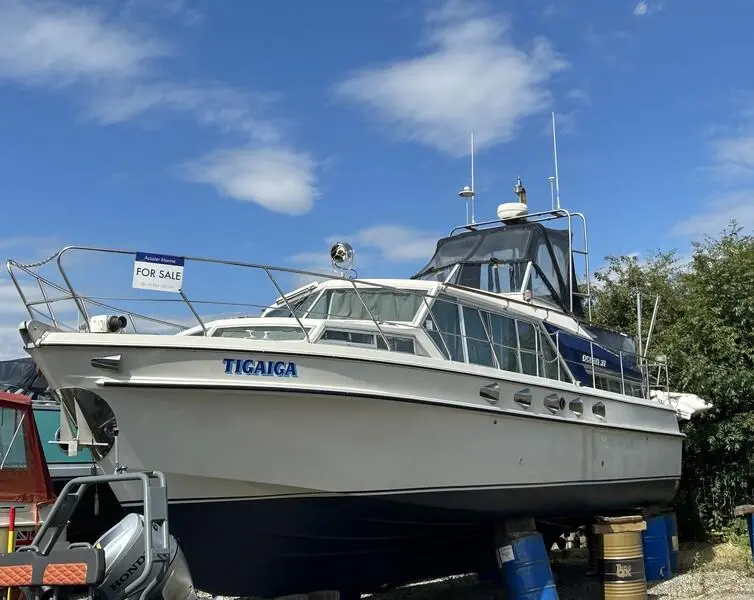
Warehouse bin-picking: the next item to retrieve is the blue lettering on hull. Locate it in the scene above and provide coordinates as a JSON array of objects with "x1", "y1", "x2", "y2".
[{"x1": 222, "y1": 358, "x2": 298, "y2": 378}]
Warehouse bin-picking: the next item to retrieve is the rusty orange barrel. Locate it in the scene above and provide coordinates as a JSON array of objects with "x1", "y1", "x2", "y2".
[{"x1": 593, "y1": 516, "x2": 647, "y2": 599}]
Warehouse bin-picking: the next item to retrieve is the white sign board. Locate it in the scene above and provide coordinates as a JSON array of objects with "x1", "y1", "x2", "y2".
[{"x1": 132, "y1": 252, "x2": 184, "y2": 292}]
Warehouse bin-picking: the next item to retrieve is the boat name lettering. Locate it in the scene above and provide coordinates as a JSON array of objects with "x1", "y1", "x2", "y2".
[
  {"x1": 581, "y1": 354, "x2": 606, "y2": 368},
  {"x1": 223, "y1": 358, "x2": 298, "y2": 377}
]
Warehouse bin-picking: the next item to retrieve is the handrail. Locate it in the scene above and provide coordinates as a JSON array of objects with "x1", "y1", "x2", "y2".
[
  {"x1": 7, "y1": 244, "x2": 668, "y2": 402},
  {"x1": 445, "y1": 207, "x2": 592, "y2": 320},
  {"x1": 551, "y1": 329, "x2": 669, "y2": 401}
]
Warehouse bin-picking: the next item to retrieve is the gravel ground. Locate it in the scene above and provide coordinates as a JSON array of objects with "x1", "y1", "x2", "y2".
[
  {"x1": 363, "y1": 566, "x2": 754, "y2": 600},
  {"x1": 205, "y1": 542, "x2": 754, "y2": 600},
  {"x1": 364, "y1": 543, "x2": 754, "y2": 600}
]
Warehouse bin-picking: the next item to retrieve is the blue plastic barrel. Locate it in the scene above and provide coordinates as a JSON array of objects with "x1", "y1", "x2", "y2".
[
  {"x1": 498, "y1": 532, "x2": 559, "y2": 600},
  {"x1": 642, "y1": 515, "x2": 672, "y2": 581},
  {"x1": 663, "y1": 512, "x2": 679, "y2": 572}
]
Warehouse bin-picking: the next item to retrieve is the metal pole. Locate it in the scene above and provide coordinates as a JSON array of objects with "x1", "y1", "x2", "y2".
[
  {"x1": 644, "y1": 296, "x2": 661, "y2": 357},
  {"x1": 470, "y1": 132, "x2": 476, "y2": 224},
  {"x1": 552, "y1": 112, "x2": 561, "y2": 210},
  {"x1": 636, "y1": 291, "x2": 643, "y2": 364}
]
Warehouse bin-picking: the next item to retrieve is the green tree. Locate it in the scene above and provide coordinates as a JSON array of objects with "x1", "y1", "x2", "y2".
[{"x1": 591, "y1": 223, "x2": 754, "y2": 538}]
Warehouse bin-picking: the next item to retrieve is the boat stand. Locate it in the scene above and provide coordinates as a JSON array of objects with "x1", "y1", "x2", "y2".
[
  {"x1": 592, "y1": 515, "x2": 648, "y2": 600},
  {"x1": 0, "y1": 471, "x2": 169, "y2": 600},
  {"x1": 493, "y1": 518, "x2": 559, "y2": 599}
]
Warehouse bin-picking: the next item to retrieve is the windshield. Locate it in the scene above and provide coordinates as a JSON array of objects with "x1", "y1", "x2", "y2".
[
  {"x1": 306, "y1": 289, "x2": 423, "y2": 322},
  {"x1": 263, "y1": 291, "x2": 319, "y2": 318}
]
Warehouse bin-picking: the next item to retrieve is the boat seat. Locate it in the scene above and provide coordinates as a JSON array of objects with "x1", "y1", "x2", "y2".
[{"x1": 0, "y1": 546, "x2": 105, "y2": 588}]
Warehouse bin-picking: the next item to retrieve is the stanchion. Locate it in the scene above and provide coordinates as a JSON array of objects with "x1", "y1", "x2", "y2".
[{"x1": 593, "y1": 515, "x2": 647, "y2": 600}]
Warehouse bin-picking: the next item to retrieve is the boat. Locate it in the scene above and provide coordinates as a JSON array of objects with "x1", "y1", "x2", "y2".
[
  {"x1": 0, "y1": 358, "x2": 124, "y2": 545},
  {"x1": 0, "y1": 357, "x2": 97, "y2": 483},
  {"x1": 4, "y1": 178, "x2": 708, "y2": 597},
  {"x1": 0, "y1": 390, "x2": 57, "y2": 553}
]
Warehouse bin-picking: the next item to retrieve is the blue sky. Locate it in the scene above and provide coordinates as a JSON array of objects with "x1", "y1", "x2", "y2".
[{"x1": 0, "y1": 0, "x2": 753, "y2": 358}]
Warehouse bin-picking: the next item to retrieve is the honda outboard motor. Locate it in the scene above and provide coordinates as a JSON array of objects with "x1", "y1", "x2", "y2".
[{"x1": 93, "y1": 514, "x2": 197, "y2": 600}]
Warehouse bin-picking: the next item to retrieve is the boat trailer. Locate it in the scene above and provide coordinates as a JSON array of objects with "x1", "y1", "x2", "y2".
[{"x1": 0, "y1": 471, "x2": 197, "y2": 600}]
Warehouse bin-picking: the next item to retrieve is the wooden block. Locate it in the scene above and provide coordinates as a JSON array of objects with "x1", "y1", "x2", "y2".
[
  {"x1": 734, "y1": 505, "x2": 754, "y2": 517},
  {"x1": 593, "y1": 515, "x2": 646, "y2": 534},
  {"x1": 642, "y1": 505, "x2": 668, "y2": 518},
  {"x1": 502, "y1": 517, "x2": 537, "y2": 536}
]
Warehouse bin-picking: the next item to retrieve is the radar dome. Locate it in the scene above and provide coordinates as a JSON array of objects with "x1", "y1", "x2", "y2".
[{"x1": 496, "y1": 202, "x2": 529, "y2": 221}]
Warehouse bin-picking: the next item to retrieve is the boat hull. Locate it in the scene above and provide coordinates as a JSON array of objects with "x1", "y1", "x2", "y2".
[
  {"x1": 151, "y1": 477, "x2": 678, "y2": 597},
  {"x1": 23, "y1": 331, "x2": 683, "y2": 596}
]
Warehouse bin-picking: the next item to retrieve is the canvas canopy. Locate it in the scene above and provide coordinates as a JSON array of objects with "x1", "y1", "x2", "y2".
[
  {"x1": 0, "y1": 357, "x2": 50, "y2": 399},
  {"x1": 0, "y1": 391, "x2": 55, "y2": 504},
  {"x1": 413, "y1": 222, "x2": 584, "y2": 316}
]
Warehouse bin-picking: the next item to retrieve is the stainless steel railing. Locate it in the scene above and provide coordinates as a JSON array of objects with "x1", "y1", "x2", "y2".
[{"x1": 7, "y1": 245, "x2": 669, "y2": 400}]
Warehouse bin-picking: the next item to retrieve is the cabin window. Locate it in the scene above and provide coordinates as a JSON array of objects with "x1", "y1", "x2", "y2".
[
  {"x1": 486, "y1": 312, "x2": 520, "y2": 372},
  {"x1": 213, "y1": 326, "x2": 309, "y2": 341},
  {"x1": 592, "y1": 373, "x2": 644, "y2": 399},
  {"x1": 540, "y1": 335, "x2": 567, "y2": 381},
  {"x1": 307, "y1": 289, "x2": 422, "y2": 322},
  {"x1": 462, "y1": 307, "x2": 496, "y2": 367},
  {"x1": 517, "y1": 321, "x2": 539, "y2": 376},
  {"x1": 479, "y1": 262, "x2": 527, "y2": 294},
  {"x1": 0, "y1": 407, "x2": 27, "y2": 469},
  {"x1": 423, "y1": 297, "x2": 464, "y2": 362},
  {"x1": 423, "y1": 296, "x2": 571, "y2": 382},
  {"x1": 319, "y1": 329, "x2": 417, "y2": 354}
]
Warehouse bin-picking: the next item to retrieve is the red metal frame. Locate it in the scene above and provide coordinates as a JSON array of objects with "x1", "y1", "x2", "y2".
[{"x1": 0, "y1": 392, "x2": 55, "y2": 505}]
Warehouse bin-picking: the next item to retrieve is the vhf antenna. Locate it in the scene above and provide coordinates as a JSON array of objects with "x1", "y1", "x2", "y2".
[
  {"x1": 551, "y1": 111, "x2": 561, "y2": 210},
  {"x1": 458, "y1": 132, "x2": 476, "y2": 225}
]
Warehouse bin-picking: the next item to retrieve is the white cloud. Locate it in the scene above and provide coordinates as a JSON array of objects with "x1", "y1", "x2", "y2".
[
  {"x1": 0, "y1": 0, "x2": 319, "y2": 214},
  {"x1": 633, "y1": 1, "x2": 663, "y2": 17},
  {"x1": 184, "y1": 148, "x2": 318, "y2": 216},
  {"x1": 119, "y1": 0, "x2": 204, "y2": 26},
  {"x1": 672, "y1": 190, "x2": 754, "y2": 237},
  {"x1": 86, "y1": 81, "x2": 282, "y2": 144},
  {"x1": 0, "y1": 326, "x2": 27, "y2": 361},
  {"x1": 332, "y1": 225, "x2": 440, "y2": 263},
  {"x1": 566, "y1": 88, "x2": 591, "y2": 106},
  {"x1": 333, "y1": 1, "x2": 568, "y2": 156},
  {"x1": 542, "y1": 5, "x2": 559, "y2": 18},
  {"x1": 288, "y1": 224, "x2": 441, "y2": 286},
  {"x1": 712, "y1": 134, "x2": 754, "y2": 179},
  {"x1": 0, "y1": 0, "x2": 168, "y2": 87}
]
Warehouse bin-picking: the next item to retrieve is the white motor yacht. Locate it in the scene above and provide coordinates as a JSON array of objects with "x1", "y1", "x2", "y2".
[{"x1": 6, "y1": 180, "x2": 706, "y2": 597}]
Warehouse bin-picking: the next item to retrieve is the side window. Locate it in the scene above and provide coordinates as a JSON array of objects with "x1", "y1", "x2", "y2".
[
  {"x1": 307, "y1": 291, "x2": 330, "y2": 319},
  {"x1": 462, "y1": 307, "x2": 495, "y2": 367},
  {"x1": 424, "y1": 298, "x2": 463, "y2": 362},
  {"x1": 540, "y1": 335, "x2": 561, "y2": 380},
  {"x1": 0, "y1": 407, "x2": 27, "y2": 469},
  {"x1": 488, "y1": 313, "x2": 519, "y2": 373},
  {"x1": 517, "y1": 321, "x2": 538, "y2": 376}
]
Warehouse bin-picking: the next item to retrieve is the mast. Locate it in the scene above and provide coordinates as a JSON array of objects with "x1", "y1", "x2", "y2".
[
  {"x1": 552, "y1": 112, "x2": 561, "y2": 210},
  {"x1": 458, "y1": 132, "x2": 476, "y2": 225}
]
